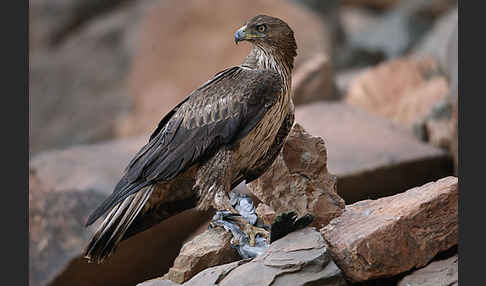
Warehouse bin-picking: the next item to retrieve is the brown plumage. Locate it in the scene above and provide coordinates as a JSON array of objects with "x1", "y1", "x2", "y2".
[{"x1": 84, "y1": 14, "x2": 297, "y2": 263}]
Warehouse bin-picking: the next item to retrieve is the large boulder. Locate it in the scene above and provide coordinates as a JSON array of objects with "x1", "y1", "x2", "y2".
[
  {"x1": 138, "y1": 227, "x2": 347, "y2": 286},
  {"x1": 321, "y1": 176, "x2": 458, "y2": 282},
  {"x1": 116, "y1": 0, "x2": 332, "y2": 137},
  {"x1": 247, "y1": 124, "x2": 345, "y2": 228},
  {"x1": 294, "y1": 102, "x2": 453, "y2": 203}
]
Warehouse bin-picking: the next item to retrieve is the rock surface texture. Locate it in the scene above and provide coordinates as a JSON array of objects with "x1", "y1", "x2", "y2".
[
  {"x1": 397, "y1": 255, "x2": 458, "y2": 286},
  {"x1": 138, "y1": 227, "x2": 347, "y2": 286},
  {"x1": 165, "y1": 228, "x2": 239, "y2": 284},
  {"x1": 255, "y1": 203, "x2": 277, "y2": 226},
  {"x1": 345, "y1": 57, "x2": 449, "y2": 134},
  {"x1": 247, "y1": 124, "x2": 345, "y2": 228},
  {"x1": 321, "y1": 176, "x2": 458, "y2": 282},
  {"x1": 295, "y1": 102, "x2": 452, "y2": 203}
]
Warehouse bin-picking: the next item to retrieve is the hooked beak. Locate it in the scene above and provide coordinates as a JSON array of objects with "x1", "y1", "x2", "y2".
[{"x1": 234, "y1": 25, "x2": 247, "y2": 44}]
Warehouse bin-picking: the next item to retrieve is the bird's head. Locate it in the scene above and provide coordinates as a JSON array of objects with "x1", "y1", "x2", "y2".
[{"x1": 234, "y1": 15, "x2": 297, "y2": 57}]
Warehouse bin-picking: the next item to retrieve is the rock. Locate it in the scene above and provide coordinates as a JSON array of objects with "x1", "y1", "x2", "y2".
[
  {"x1": 29, "y1": 137, "x2": 211, "y2": 286},
  {"x1": 29, "y1": 174, "x2": 106, "y2": 286},
  {"x1": 412, "y1": 0, "x2": 457, "y2": 19},
  {"x1": 29, "y1": 0, "x2": 158, "y2": 156},
  {"x1": 321, "y1": 176, "x2": 458, "y2": 282},
  {"x1": 290, "y1": 0, "x2": 343, "y2": 58},
  {"x1": 341, "y1": 0, "x2": 400, "y2": 10},
  {"x1": 295, "y1": 102, "x2": 453, "y2": 203},
  {"x1": 424, "y1": 112, "x2": 452, "y2": 149},
  {"x1": 449, "y1": 99, "x2": 458, "y2": 174},
  {"x1": 415, "y1": 9, "x2": 457, "y2": 167},
  {"x1": 445, "y1": 17, "x2": 458, "y2": 99},
  {"x1": 117, "y1": 0, "x2": 331, "y2": 137},
  {"x1": 165, "y1": 228, "x2": 239, "y2": 284},
  {"x1": 334, "y1": 66, "x2": 368, "y2": 96},
  {"x1": 397, "y1": 255, "x2": 458, "y2": 286},
  {"x1": 247, "y1": 124, "x2": 345, "y2": 229},
  {"x1": 412, "y1": 7, "x2": 458, "y2": 78},
  {"x1": 334, "y1": 7, "x2": 384, "y2": 70},
  {"x1": 345, "y1": 57, "x2": 450, "y2": 136},
  {"x1": 336, "y1": 0, "x2": 443, "y2": 69},
  {"x1": 338, "y1": 7, "x2": 379, "y2": 47},
  {"x1": 138, "y1": 227, "x2": 347, "y2": 286},
  {"x1": 291, "y1": 53, "x2": 339, "y2": 104},
  {"x1": 422, "y1": 95, "x2": 456, "y2": 150},
  {"x1": 255, "y1": 203, "x2": 276, "y2": 226},
  {"x1": 30, "y1": 137, "x2": 145, "y2": 195}
]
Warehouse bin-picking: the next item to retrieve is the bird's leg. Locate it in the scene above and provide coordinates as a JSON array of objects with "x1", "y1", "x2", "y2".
[
  {"x1": 228, "y1": 191, "x2": 270, "y2": 246},
  {"x1": 243, "y1": 223, "x2": 270, "y2": 247}
]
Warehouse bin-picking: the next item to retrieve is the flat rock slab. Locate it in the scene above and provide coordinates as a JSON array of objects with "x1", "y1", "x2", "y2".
[
  {"x1": 398, "y1": 254, "x2": 458, "y2": 286},
  {"x1": 139, "y1": 227, "x2": 347, "y2": 286},
  {"x1": 321, "y1": 176, "x2": 458, "y2": 282},
  {"x1": 295, "y1": 102, "x2": 453, "y2": 203}
]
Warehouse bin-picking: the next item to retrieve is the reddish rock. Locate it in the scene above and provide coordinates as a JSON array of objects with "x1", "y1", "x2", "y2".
[
  {"x1": 295, "y1": 102, "x2": 452, "y2": 203},
  {"x1": 255, "y1": 203, "x2": 276, "y2": 226},
  {"x1": 398, "y1": 255, "x2": 458, "y2": 286},
  {"x1": 117, "y1": 0, "x2": 331, "y2": 137},
  {"x1": 247, "y1": 124, "x2": 345, "y2": 229},
  {"x1": 291, "y1": 53, "x2": 337, "y2": 105},
  {"x1": 165, "y1": 228, "x2": 239, "y2": 284},
  {"x1": 345, "y1": 57, "x2": 449, "y2": 132},
  {"x1": 138, "y1": 227, "x2": 347, "y2": 286},
  {"x1": 321, "y1": 177, "x2": 458, "y2": 282}
]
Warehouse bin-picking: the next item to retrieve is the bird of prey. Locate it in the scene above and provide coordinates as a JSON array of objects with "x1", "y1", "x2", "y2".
[{"x1": 84, "y1": 14, "x2": 298, "y2": 263}]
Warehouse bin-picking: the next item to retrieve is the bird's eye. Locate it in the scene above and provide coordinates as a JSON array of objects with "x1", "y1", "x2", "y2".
[{"x1": 257, "y1": 24, "x2": 267, "y2": 33}]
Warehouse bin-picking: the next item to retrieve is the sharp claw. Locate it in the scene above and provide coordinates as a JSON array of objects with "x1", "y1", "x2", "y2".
[{"x1": 244, "y1": 224, "x2": 270, "y2": 247}]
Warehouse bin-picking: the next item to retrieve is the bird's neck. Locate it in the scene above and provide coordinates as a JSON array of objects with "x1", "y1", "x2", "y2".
[{"x1": 242, "y1": 45, "x2": 295, "y2": 94}]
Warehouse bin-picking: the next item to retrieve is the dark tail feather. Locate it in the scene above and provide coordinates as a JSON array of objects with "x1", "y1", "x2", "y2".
[
  {"x1": 85, "y1": 180, "x2": 152, "y2": 227},
  {"x1": 84, "y1": 185, "x2": 154, "y2": 263}
]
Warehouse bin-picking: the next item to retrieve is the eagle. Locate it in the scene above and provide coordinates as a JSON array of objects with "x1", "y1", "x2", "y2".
[{"x1": 84, "y1": 14, "x2": 297, "y2": 263}]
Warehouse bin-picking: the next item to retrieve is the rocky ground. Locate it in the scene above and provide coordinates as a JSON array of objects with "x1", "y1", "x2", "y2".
[{"x1": 29, "y1": 0, "x2": 458, "y2": 285}]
